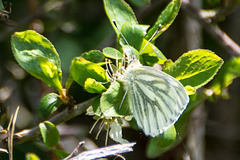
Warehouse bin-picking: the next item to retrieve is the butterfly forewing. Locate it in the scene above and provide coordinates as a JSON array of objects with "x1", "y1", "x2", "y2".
[{"x1": 123, "y1": 65, "x2": 189, "y2": 137}]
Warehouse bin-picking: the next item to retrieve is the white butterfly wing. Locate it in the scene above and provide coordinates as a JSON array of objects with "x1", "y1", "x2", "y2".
[{"x1": 123, "y1": 65, "x2": 189, "y2": 137}]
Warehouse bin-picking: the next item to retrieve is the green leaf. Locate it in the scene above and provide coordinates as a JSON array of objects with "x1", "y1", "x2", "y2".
[
  {"x1": 128, "y1": 0, "x2": 150, "y2": 7},
  {"x1": 138, "y1": 39, "x2": 166, "y2": 66},
  {"x1": 81, "y1": 50, "x2": 105, "y2": 63},
  {"x1": 164, "y1": 49, "x2": 223, "y2": 94},
  {"x1": 159, "y1": 126, "x2": 177, "y2": 147},
  {"x1": 120, "y1": 23, "x2": 149, "y2": 50},
  {"x1": 211, "y1": 57, "x2": 240, "y2": 97},
  {"x1": 11, "y1": 30, "x2": 62, "y2": 91},
  {"x1": 0, "y1": 0, "x2": 4, "y2": 10},
  {"x1": 39, "y1": 93, "x2": 63, "y2": 119},
  {"x1": 52, "y1": 149, "x2": 69, "y2": 159},
  {"x1": 70, "y1": 57, "x2": 109, "y2": 87},
  {"x1": 104, "y1": 0, "x2": 138, "y2": 36},
  {"x1": 146, "y1": 126, "x2": 176, "y2": 158},
  {"x1": 65, "y1": 74, "x2": 74, "y2": 92},
  {"x1": 39, "y1": 121, "x2": 60, "y2": 148},
  {"x1": 121, "y1": 43, "x2": 166, "y2": 67},
  {"x1": 100, "y1": 80, "x2": 131, "y2": 118},
  {"x1": 103, "y1": 47, "x2": 123, "y2": 59},
  {"x1": 25, "y1": 153, "x2": 40, "y2": 160},
  {"x1": 84, "y1": 78, "x2": 107, "y2": 93},
  {"x1": 162, "y1": 59, "x2": 174, "y2": 70},
  {"x1": 37, "y1": 56, "x2": 62, "y2": 91},
  {"x1": 86, "y1": 95, "x2": 102, "y2": 116},
  {"x1": 146, "y1": 0, "x2": 181, "y2": 41}
]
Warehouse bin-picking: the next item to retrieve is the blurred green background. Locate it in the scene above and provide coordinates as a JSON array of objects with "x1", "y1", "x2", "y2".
[{"x1": 0, "y1": 0, "x2": 240, "y2": 159}]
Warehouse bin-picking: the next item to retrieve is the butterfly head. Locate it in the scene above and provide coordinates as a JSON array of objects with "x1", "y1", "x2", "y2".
[{"x1": 126, "y1": 57, "x2": 142, "y2": 71}]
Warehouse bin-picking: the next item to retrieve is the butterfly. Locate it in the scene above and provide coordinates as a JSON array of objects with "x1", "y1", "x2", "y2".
[
  {"x1": 107, "y1": 21, "x2": 189, "y2": 137},
  {"x1": 119, "y1": 59, "x2": 189, "y2": 137}
]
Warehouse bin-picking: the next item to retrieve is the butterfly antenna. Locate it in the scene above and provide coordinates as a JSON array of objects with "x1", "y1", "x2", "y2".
[
  {"x1": 116, "y1": 52, "x2": 119, "y2": 70},
  {"x1": 138, "y1": 24, "x2": 162, "y2": 57},
  {"x1": 113, "y1": 20, "x2": 129, "y2": 68},
  {"x1": 113, "y1": 20, "x2": 129, "y2": 46}
]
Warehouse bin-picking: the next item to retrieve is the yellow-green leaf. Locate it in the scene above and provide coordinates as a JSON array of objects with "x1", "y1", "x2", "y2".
[
  {"x1": 164, "y1": 49, "x2": 223, "y2": 94},
  {"x1": 11, "y1": 30, "x2": 62, "y2": 91},
  {"x1": 70, "y1": 57, "x2": 109, "y2": 87},
  {"x1": 84, "y1": 78, "x2": 107, "y2": 93}
]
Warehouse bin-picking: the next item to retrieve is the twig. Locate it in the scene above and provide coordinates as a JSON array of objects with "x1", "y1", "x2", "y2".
[
  {"x1": 66, "y1": 142, "x2": 136, "y2": 160},
  {"x1": 182, "y1": 0, "x2": 240, "y2": 57},
  {"x1": 13, "y1": 98, "x2": 95, "y2": 145},
  {"x1": 7, "y1": 106, "x2": 20, "y2": 160},
  {"x1": 200, "y1": 0, "x2": 237, "y2": 21},
  {"x1": 64, "y1": 141, "x2": 85, "y2": 160}
]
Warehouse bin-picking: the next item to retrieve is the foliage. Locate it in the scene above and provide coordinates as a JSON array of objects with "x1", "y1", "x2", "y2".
[
  {"x1": 11, "y1": 30, "x2": 62, "y2": 92},
  {"x1": 39, "y1": 121, "x2": 60, "y2": 148},
  {"x1": 164, "y1": 49, "x2": 223, "y2": 95},
  {"x1": 1, "y1": 0, "x2": 238, "y2": 159},
  {"x1": 210, "y1": 57, "x2": 240, "y2": 98},
  {"x1": 39, "y1": 93, "x2": 63, "y2": 119}
]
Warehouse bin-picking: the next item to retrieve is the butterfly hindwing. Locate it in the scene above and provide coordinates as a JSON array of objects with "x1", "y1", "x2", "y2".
[{"x1": 123, "y1": 65, "x2": 189, "y2": 137}]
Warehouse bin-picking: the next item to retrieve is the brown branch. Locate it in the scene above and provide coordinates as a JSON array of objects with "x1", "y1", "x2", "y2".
[
  {"x1": 12, "y1": 98, "x2": 95, "y2": 145},
  {"x1": 201, "y1": 0, "x2": 237, "y2": 22},
  {"x1": 182, "y1": 0, "x2": 240, "y2": 57}
]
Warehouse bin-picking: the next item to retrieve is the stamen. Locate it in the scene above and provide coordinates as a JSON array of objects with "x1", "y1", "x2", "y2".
[
  {"x1": 122, "y1": 53, "x2": 126, "y2": 69},
  {"x1": 105, "y1": 59, "x2": 110, "y2": 74},
  {"x1": 95, "y1": 120, "x2": 105, "y2": 140},
  {"x1": 89, "y1": 118, "x2": 101, "y2": 134},
  {"x1": 108, "y1": 60, "x2": 114, "y2": 74},
  {"x1": 105, "y1": 122, "x2": 110, "y2": 146},
  {"x1": 105, "y1": 59, "x2": 114, "y2": 81},
  {"x1": 106, "y1": 73, "x2": 114, "y2": 82}
]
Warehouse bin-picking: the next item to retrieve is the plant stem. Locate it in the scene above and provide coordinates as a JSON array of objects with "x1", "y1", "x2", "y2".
[{"x1": 13, "y1": 98, "x2": 95, "y2": 145}]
